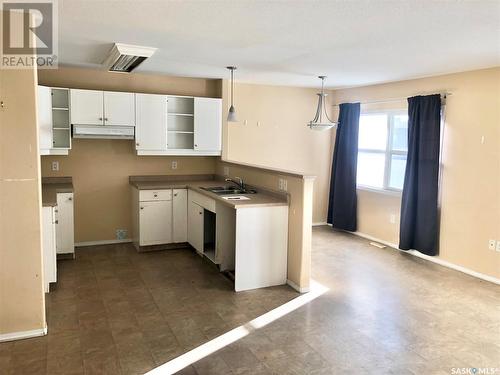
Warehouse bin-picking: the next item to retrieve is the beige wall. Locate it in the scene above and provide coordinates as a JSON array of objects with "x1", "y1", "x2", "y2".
[
  {"x1": 38, "y1": 66, "x2": 221, "y2": 243},
  {"x1": 221, "y1": 80, "x2": 334, "y2": 224},
  {"x1": 216, "y1": 161, "x2": 314, "y2": 290},
  {"x1": 42, "y1": 140, "x2": 216, "y2": 242},
  {"x1": 39, "y1": 66, "x2": 221, "y2": 98},
  {"x1": 0, "y1": 42, "x2": 46, "y2": 333},
  {"x1": 332, "y1": 68, "x2": 500, "y2": 279}
]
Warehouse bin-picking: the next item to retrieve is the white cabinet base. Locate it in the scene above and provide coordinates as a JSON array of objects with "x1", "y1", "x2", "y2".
[
  {"x1": 55, "y1": 193, "x2": 74, "y2": 255},
  {"x1": 139, "y1": 200, "x2": 173, "y2": 246},
  {"x1": 42, "y1": 207, "x2": 57, "y2": 293},
  {"x1": 234, "y1": 206, "x2": 288, "y2": 292}
]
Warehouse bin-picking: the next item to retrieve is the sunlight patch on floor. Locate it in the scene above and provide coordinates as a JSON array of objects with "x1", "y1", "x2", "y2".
[{"x1": 146, "y1": 280, "x2": 329, "y2": 375}]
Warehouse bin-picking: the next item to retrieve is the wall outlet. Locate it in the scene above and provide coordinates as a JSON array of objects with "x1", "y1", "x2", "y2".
[
  {"x1": 488, "y1": 240, "x2": 496, "y2": 250},
  {"x1": 278, "y1": 178, "x2": 287, "y2": 192},
  {"x1": 223, "y1": 167, "x2": 229, "y2": 176},
  {"x1": 116, "y1": 229, "x2": 127, "y2": 240},
  {"x1": 389, "y1": 214, "x2": 396, "y2": 224},
  {"x1": 51, "y1": 161, "x2": 59, "y2": 171},
  {"x1": 171, "y1": 161, "x2": 177, "y2": 170}
]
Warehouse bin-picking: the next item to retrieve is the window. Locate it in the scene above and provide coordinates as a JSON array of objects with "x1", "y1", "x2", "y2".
[{"x1": 357, "y1": 112, "x2": 408, "y2": 191}]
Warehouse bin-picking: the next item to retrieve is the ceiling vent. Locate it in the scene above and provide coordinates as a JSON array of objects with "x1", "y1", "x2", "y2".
[{"x1": 103, "y1": 43, "x2": 157, "y2": 73}]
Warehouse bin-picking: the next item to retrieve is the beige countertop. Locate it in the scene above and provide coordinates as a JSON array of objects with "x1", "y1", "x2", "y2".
[
  {"x1": 41, "y1": 177, "x2": 73, "y2": 207},
  {"x1": 129, "y1": 175, "x2": 288, "y2": 209}
]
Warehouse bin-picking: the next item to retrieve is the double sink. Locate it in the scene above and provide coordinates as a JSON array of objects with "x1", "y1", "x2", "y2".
[{"x1": 201, "y1": 185, "x2": 257, "y2": 198}]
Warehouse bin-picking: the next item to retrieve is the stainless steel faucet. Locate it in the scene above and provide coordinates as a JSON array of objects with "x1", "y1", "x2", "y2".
[{"x1": 225, "y1": 177, "x2": 245, "y2": 190}]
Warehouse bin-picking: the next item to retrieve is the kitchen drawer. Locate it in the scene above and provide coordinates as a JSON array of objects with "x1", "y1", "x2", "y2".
[
  {"x1": 139, "y1": 189, "x2": 172, "y2": 202},
  {"x1": 188, "y1": 189, "x2": 216, "y2": 213}
]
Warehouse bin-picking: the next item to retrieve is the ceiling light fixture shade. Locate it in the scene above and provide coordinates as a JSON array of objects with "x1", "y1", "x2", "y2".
[
  {"x1": 308, "y1": 76, "x2": 337, "y2": 130},
  {"x1": 227, "y1": 66, "x2": 237, "y2": 122}
]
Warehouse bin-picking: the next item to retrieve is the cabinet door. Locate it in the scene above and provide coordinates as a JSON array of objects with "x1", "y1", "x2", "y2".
[
  {"x1": 173, "y1": 189, "x2": 187, "y2": 243},
  {"x1": 193, "y1": 97, "x2": 222, "y2": 152},
  {"x1": 187, "y1": 200, "x2": 204, "y2": 254},
  {"x1": 139, "y1": 200, "x2": 172, "y2": 246},
  {"x1": 55, "y1": 193, "x2": 74, "y2": 254},
  {"x1": 70, "y1": 89, "x2": 104, "y2": 125},
  {"x1": 37, "y1": 85, "x2": 53, "y2": 153},
  {"x1": 135, "y1": 93, "x2": 167, "y2": 151},
  {"x1": 42, "y1": 207, "x2": 57, "y2": 292},
  {"x1": 103, "y1": 91, "x2": 135, "y2": 126}
]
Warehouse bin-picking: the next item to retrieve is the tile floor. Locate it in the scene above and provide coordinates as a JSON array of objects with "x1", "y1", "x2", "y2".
[{"x1": 1, "y1": 226, "x2": 499, "y2": 374}]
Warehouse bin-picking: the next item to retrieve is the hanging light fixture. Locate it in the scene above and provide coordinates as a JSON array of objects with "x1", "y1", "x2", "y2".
[
  {"x1": 226, "y1": 66, "x2": 237, "y2": 122},
  {"x1": 308, "y1": 76, "x2": 337, "y2": 130}
]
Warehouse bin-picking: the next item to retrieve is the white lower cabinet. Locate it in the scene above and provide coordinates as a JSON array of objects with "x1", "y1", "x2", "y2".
[
  {"x1": 55, "y1": 193, "x2": 74, "y2": 255},
  {"x1": 133, "y1": 188, "x2": 189, "y2": 247},
  {"x1": 173, "y1": 189, "x2": 188, "y2": 243},
  {"x1": 187, "y1": 200, "x2": 204, "y2": 254},
  {"x1": 42, "y1": 206, "x2": 57, "y2": 293},
  {"x1": 139, "y1": 200, "x2": 172, "y2": 246}
]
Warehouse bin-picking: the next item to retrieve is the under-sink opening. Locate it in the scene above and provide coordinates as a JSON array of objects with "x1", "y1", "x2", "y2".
[{"x1": 204, "y1": 209, "x2": 216, "y2": 263}]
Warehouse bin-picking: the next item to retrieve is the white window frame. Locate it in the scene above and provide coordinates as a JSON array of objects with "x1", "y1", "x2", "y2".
[{"x1": 357, "y1": 110, "x2": 408, "y2": 194}]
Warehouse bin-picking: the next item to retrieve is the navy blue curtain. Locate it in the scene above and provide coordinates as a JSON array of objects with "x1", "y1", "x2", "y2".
[
  {"x1": 327, "y1": 103, "x2": 360, "y2": 231},
  {"x1": 399, "y1": 94, "x2": 441, "y2": 255}
]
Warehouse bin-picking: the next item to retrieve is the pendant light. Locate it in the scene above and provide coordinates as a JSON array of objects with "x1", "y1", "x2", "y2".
[
  {"x1": 227, "y1": 66, "x2": 237, "y2": 122},
  {"x1": 308, "y1": 76, "x2": 337, "y2": 130}
]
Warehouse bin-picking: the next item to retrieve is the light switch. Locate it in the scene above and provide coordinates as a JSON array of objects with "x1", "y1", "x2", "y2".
[{"x1": 51, "y1": 161, "x2": 59, "y2": 171}]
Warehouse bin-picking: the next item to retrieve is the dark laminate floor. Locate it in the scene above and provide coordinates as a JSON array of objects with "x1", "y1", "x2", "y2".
[{"x1": 1, "y1": 226, "x2": 499, "y2": 374}]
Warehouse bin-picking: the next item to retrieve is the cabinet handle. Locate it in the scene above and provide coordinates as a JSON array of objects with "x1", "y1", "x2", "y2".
[
  {"x1": 174, "y1": 193, "x2": 177, "y2": 197},
  {"x1": 99, "y1": 117, "x2": 103, "y2": 121},
  {"x1": 54, "y1": 209, "x2": 58, "y2": 213},
  {"x1": 68, "y1": 197, "x2": 72, "y2": 201},
  {"x1": 105, "y1": 117, "x2": 108, "y2": 121},
  {"x1": 199, "y1": 211, "x2": 202, "y2": 215},
  {"x1": 154, "y1": 194, "x2": 158, "y2": 197},
  {"x1": 55, "y1": 220, "x2": 58, "y2": 224},
  {"x1": 194, "y1": 144, "x2": 198, "y2": 148},
  {"x1": 140, "y1": 206, "x2": 144, "y2": 210}
]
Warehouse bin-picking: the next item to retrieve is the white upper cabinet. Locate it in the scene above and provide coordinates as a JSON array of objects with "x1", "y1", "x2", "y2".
[
  {"x1": 37, "y1": 86, "x2": 71, "y2": 155},
  {"x1": 135, "y1": 93, "x2": 167, "y2": 151},
  {"x1": 194, "y1": 97, "x2": 222, "y2": 152},
  {"x1": 70, "y1": 89, "x2": 135, "y2": 127},
  {"x1": 136, "y1": 95, "x2": 222, "y2": 156},
  {"x1": 103, "y1": 91, "x2": 135, "y2": 126},
  {"x1": 70, "y1": 89, "x2": 104, "y2": 125},
  {"x1": 37, "y1": 86, "x2": 53, "y2": 151}
]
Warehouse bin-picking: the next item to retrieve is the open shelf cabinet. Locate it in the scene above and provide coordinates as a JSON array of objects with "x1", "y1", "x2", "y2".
[
  {"x1": 51, "y1": 88, "x2": 71, "y2": 149},
  {"x1": 167, "y1": 96, "x2": 195, "y2": 150}
]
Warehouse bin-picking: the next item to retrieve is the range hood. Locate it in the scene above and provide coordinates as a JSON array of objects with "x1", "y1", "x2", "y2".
[{"x1": 72, "y1": 125, "x2": 135, "y2": 140}]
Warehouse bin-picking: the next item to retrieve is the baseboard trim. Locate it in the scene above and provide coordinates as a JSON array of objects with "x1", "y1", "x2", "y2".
[
  {"x1": 0, "y1": 325, "x2": 47, "y2": 343},
  {"x1": 287, "y1": 279, "x2": 310, "y2": 293},
  {"x1": 75, "y1": 239, "x2": 132, "y2": 247},
  {"x1": 312, "y1": 222, "x2": 328, "y2": 227},
  {"x1": 353, "y1": 231, "x2": 500, "y2": 285}
]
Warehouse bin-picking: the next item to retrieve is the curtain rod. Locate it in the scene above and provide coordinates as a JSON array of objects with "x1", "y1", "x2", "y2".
[{"x1": 331, "y1": 92, "x2": 452, "y2": 108}]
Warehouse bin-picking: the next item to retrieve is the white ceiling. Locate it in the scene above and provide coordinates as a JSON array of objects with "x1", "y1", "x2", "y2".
[{"x1": 58, "y1": 0, "x2": 500, "y2": 88}]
